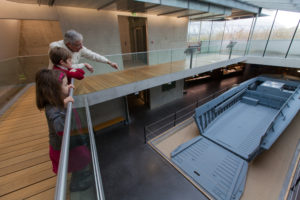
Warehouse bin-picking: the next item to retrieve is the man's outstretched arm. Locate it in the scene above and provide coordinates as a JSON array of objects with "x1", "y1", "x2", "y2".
[{"x1": 81, "y1": 47, "x2": 119, "y2": 70}]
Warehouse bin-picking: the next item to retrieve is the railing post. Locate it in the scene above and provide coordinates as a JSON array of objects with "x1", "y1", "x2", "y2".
[{"x1": 85, "y1": 97, "x2": 106, "y2": 200}]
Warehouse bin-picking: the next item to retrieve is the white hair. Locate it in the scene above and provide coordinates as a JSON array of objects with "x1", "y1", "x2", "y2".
[{"x1": 64, "y1": 30, "x2": 83, "y2": 44}]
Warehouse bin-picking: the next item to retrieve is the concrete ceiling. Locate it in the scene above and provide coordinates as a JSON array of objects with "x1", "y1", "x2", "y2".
[
  {"x1": 7, "y1": 0, "x2": 261, "y2": 20},
  {"x1": 8, "y1": 0, "x2": 300, "y2": 17},
  {"x1": 238, "y1": 0, "x2": 300, "y2": 13}
]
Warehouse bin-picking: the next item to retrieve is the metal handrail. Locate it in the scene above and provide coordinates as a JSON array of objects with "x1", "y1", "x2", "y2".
[
  {"x1": 144, "y1": 86, "x2": 233, "y2": 143},
  {"x1": 85, "y1": 96, "x2": 105, "y2": 200},
  {"x1": 55, "y1": 78, "x2": 74, "y2": 200}
]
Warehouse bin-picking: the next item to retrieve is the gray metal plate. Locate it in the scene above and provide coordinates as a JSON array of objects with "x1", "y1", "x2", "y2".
[{"x1": 171, "y1": 136, "x2": 248, "y2": 200}]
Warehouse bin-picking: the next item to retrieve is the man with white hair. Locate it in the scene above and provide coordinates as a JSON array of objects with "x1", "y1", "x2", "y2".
[{"x1": 48, "y1": 30, "x2": 118, "y2": 72}]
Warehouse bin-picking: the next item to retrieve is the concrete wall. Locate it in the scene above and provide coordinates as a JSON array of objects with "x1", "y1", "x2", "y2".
[
  {"x1": 56, "y1": 6, "x2": 124, "y2": 73},
  {"x1": 147, "y1": 15, "x2": 188, "y2": 65},
  {"x1": 0, "y1": 19, "x2": 20, "y2": 60},
  {"x1": 118, "y1": 16, "x2": 131, "y2": 54},
  {"x1": 149, "y1": 79, "x2": 184, "y2": 109},
  {"x1": 0, "y1": 0, "x2": 58, "y2": 20},
  {"x1": 89, "y1": 97, "x2": 126, "y2": 126},
  {"x1": 19, "y1": 20, "x2": 63, "y2": 56}
]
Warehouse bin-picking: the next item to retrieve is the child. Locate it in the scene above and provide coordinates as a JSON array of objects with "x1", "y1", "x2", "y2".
[
  {"x1": 49, "y1": 47, "x2": 85, "y2": 83},
  {"x1": 36, "y1": 69, "x2": 92, "y2": 191}
]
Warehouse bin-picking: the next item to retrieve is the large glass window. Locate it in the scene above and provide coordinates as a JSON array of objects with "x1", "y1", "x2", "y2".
[
  {"x1": 221, "y1": 18, "x2": 253, "y2": 55},
  {"x1": 265, "y1": 10, "x2": 300, "y2": 57},
  {"x1": 287, "y1": 23, "x2": 300, "y2": 58},
  {"x1": 209, "y1": 21, "x2": 226, "y2": 53},
  {"x1": 187, "y1": 21, "x2": 201, "y2": 44},
  {"x1": 248, "y1": 10, "x2": 277, "y2": 56},
  {"x1": 199, "y1": 21, "x2": 212, "y2": 52}
]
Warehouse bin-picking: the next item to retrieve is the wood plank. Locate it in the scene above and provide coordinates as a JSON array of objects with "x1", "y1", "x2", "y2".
[
  {"x1": 0, "y1": 142, "x2": 48, "y2": 162},
  {"x1": 1, "y1": 177, "x2": 56, "y2": 200},
  {"x1": 0, "y1": 149, "x2": 49, "y2": 176},
  {"x1": 0, "y1": 161, "x2": 54, "y2": 196},
  {"x1": 25, "y1": 188, "x2": 55, "y2": 200},
  {"x1": 0, "y1": 154, "x2": 49, "y2": 177},
  {"x1": 0, "y1": 137, "x2": 48, "y2": 155},
  {"x1": 0, "y1": 123, "x2": 46, "y2": 135},
  {"x1": 0, "y1": 128, "x2": 47, "y2": 143},
  {"x1": 0, "y1": 134, "x2": 47, "y2": 150}
]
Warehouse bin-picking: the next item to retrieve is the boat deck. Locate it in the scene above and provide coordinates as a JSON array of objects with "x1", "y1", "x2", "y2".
[{"x1": 205, "y1": 102, "x2": 277, "y2": 159}]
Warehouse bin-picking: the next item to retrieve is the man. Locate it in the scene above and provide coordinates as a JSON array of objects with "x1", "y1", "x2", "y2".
[{"x1": 48, "y1": 30, "x2": 118, "y2": 72}]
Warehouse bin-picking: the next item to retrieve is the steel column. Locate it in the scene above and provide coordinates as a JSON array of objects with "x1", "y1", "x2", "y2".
[
  {"x1": 208, "y1": 21, "x2": 213, "y2": 53},
  {"x1": 124, "y1": 96, "x2": 131, "y2": 124},
  {"x1": 244, "y1": 15, "x2": 257, "y2": 56},
  {"x1": 285, "y1": 19, "x2": 300, "y2": 58},
  {"x1": 220, "y1": 20, "x2": 226, "y2": 54},
  {"x1": 263, "y1": 10, "x2": 278, "y2": 57}
]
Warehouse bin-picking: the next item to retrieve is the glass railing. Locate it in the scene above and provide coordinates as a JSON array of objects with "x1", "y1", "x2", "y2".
[
  {"x1": 0, "y1": 47, "x2": 238, "y2": 102},
  {"x1": 0, "y1": 54, "x2": 48, "y2": 109},
  {"x1": 287, "y1": 39, "x2": 300, "y2": 58},
  {"x1": 264, "y1": 39, "x2": 292, "y2": 58},
  {"x1": 55, "y1": 80, "x2": 104, "y2": 200},
  {"x1": 247, "y1": 39, "x2": 300, "y2": 58}
]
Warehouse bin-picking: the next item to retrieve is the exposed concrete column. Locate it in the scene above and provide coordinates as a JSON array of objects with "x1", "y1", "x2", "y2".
[
  {"x1": 149, "y1": 79, "x2": 184, "y2": 109},
  {"x1": 123, "y1": 96, "x2": 131, "y2": 124}
]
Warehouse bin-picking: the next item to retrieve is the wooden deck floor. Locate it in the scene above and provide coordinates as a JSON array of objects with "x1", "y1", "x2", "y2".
[
  {"x1": 74, "y1": 54, "x2": 236, "y2": 95},
  {"x1": 0, "y1": 86, "x2": 56, "y2": 200}
]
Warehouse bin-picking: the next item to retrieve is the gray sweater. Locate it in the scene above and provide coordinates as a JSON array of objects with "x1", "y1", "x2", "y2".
[{"x1": 45, "y1": 105, "x2": 65, "y2": 151}]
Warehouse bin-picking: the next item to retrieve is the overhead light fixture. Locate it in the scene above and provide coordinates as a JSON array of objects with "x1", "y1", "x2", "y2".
[{"x1": 297, "y1": 70, "x2": 300, "y2": 73}]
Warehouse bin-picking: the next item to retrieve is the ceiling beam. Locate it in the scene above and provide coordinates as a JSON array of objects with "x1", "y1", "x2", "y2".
[
  {"x1": 97, "y1": 0, "x2": 115, "y2": 10},
  {"x1": 177, "y1": 11, "x2": 208, "y2": 18},
  {"x1": 157, "y1": 8, "x2": 187, "y2": 16},
  {"x1": 191, "y1": 14, "x2": 225, "y2": 21},
  {"x1": 145, "y1": 4, "x2": 160, "y2": 10},
  {"x1": 197, "y1": 0, "x2": 260, "y2": 13}
]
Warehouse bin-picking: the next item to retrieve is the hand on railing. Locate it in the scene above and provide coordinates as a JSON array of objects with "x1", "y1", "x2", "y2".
[{"x1": 63, "y1": 96, "x2": 74, "y2": 108}]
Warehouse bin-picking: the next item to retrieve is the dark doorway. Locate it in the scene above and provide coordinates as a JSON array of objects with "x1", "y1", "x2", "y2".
[{"x1": 127, "y1": 89, "x2": 150, "y2": 116}]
